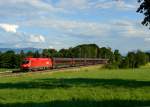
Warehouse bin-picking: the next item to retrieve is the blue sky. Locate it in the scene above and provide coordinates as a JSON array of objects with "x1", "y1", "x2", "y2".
[{"x1": 0, "y1": 0, "x2": 150, "y2": 54}]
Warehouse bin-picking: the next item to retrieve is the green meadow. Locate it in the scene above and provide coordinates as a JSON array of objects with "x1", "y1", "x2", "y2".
[
  {"x1": 0, "y1": 68, "x2": 12, "y2": 72},
  {"x1": 0, "y1": 66, "x2": 150, "y2": 107}
]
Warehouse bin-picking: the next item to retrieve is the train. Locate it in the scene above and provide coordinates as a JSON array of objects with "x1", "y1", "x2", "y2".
[{"x1": 21, "y1": 57, "x2": 108, "y2": 71}]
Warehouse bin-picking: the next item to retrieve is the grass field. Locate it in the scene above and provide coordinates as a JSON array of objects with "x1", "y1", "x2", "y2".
[
  {"x1": 0, "y1": 68, "x2": 13, "y2": 72},
  {"x1": 0, "y1": 68, "x2": 19, "y2": 73},
  {"x1": 0, "y1": 66, "x2": 150, "y2": 107}
]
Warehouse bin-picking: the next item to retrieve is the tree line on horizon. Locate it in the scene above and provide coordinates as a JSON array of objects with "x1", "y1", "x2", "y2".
[{"x1": 0, "y1": 44, "x2": 150, "y2": 69}]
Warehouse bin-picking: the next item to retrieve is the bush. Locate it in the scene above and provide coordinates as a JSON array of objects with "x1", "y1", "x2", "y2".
[{"x1": 104, "y1": 63, "x2": 119, "y2": 69}]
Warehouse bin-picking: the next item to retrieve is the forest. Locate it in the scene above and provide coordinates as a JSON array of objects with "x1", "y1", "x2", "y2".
[{"x1": 0, "y1": 44, "x2": 149, "y2": 69}]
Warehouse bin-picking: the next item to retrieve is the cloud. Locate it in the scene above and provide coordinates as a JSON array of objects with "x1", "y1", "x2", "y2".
[
  {"x1": 56, "y1": 0, "x2": 89, "y2": 10},
  {"x1": 0, "y1": 0, "x2": 65, "y2": 21},
  {"x1": 28, "y1": 34, "x2": 45, "y2": 43},
  {"x1": 0, "y1": 0, "x2": 58, "y2": 11},
  {"x1": 22, "y1": 18, "x2": 111, "y2": 37},
  {"x1": 95, "y1": 1, "x2": 137, "y2": 10},
  {"x1": 21, "y1": 17, "x2": 150, "y2": 40},
  {"x1": 55, "y1": 0, "x2": 137, "y2": 11},
  {"x1": 144, "y1": 38, "x2": 150, "y2": 42},
  {"x1": 0, "y1": 23, "x2": 19, "y2": 33},
  {"x1": 0, "y1": 0, "x2": 149, "y2": 52},
  {"x1": 112, "y1": 20, "x2": 150, "y2": 40}
]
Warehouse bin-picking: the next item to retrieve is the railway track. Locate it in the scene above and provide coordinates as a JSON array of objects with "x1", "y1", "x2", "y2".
[
  {"x1": 0, "y1": 67, "x2": 78, "y2": 77},
  {"x1": 0, "y1": 64, "x2": 103, "y2": 77}
]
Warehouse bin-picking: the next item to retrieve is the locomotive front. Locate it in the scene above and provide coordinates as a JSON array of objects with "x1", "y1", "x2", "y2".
[{"x1": 20, "y1": 58, "x2": 31, "y2": 70}]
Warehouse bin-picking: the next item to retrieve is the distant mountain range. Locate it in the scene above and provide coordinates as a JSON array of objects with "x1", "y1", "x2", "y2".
[{"x1": 0, "y1": 48, "x2": 43, "y2": 53}]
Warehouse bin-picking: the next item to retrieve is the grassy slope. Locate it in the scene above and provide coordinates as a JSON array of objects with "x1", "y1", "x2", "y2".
[{"x1": 0, "y1": 66, "x2": 150, "y2": 107}]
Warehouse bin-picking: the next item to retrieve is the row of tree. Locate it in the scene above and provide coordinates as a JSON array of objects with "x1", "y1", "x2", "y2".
[
  {"x1": 107, "y1": 50, "x2": 150, "y2": 69},
  {"x1": 0, "y1": 44, "x2": 149, "y2": 69},
  {"x1": 42, "y1": 44, "x2": 113, "y2": 59}
]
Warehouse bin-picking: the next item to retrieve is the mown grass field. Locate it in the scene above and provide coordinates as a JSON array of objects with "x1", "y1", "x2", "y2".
[{"x1": 0, "y1": 66, "x2": 150, "y2": 107}]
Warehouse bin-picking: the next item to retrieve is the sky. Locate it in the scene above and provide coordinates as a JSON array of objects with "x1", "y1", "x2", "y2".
[{"x1": 0, "y1": 0, "x2": 150, "y2": 54}]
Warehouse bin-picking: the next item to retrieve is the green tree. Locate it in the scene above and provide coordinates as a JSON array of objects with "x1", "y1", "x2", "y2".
[
  {"x1": 137, "y1": 0, "x2": 150, "y2": 28},
  {"x1": 146, "y1": 52, "x2": 150, "y2": 62},
  {"x1": 50, "y1": 49, "x2": 58, "y2": 57},
  {"x1": 26, "y1": 51, "x2": 34, "y2": 57},
  {"x1": 19, "y1": 50, "x2": 25, "y2": 64},
  {"x1": 59, "y1": 49, "x2": 70, "y2": 58},
  {"x1": 127, "y1": 52, "x2": 136, "y2": 68},
  {"x1": 0, "y1": 51, "x2": 19, "y2": 68},
  {"x1": 42, "y1": 49, "x2": 50, "y2": 57},
  {"x1": 120, "y1": 57, "x2": 129, "y2": 68},
  {"x1": 99, "y1": 47, "x2": 114, "y2": 61},
  {"x1": 135, "y1": 50, "x2": 149, "y2": 67},
  {"x1": 71, "y1": 44, "x2": 99, "y2": 58},
  {"x1": 34, "y1": 50, "x2": 40, "y2": 58},
  {"x1": 114, "y1": 50, "x2": 122, "y2": 65},
  {"x1": 0, "y1": 51, "x2": 2, "y2": 68},
  {"x1": 42, "y1": 49, "x2": 58, "y2": 58}
]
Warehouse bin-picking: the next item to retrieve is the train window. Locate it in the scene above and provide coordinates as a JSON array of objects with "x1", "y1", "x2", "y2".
[{"x1": 22, "y1": 60, "x2": 29, "y2": 64}]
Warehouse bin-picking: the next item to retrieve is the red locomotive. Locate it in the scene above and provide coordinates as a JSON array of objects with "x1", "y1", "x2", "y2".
[
  {"x1": 21, "y1": 58, "x2": 53, "y2": 71},
  {"x1": 21, "y1": 57, "x2": 108, "y2": 71}
]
